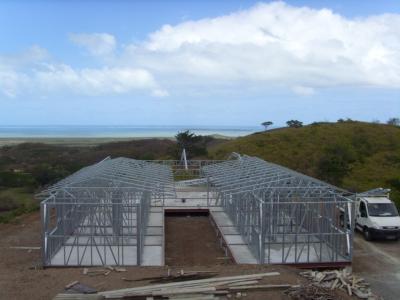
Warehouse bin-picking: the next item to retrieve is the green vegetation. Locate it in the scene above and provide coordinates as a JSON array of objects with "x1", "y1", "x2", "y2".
[
  {"x1": 0, "y1": 187, "x2": 38, "y2": 223},
  {"x1": 210, "y1": 121, "x2": 400, "y2": 207},
  {"x1": 173, "y1": 130, "x2": 216, "y2": 159}
]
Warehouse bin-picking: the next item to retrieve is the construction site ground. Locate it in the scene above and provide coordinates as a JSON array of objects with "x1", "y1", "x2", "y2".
[{"x1": 0, "y1": 211, "x2": 397, "y2": 300}]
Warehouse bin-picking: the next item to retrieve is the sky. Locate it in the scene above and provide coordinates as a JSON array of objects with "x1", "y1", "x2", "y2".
[{"x1": 0, "y1": 0, "x2": 400, "y2": 127}]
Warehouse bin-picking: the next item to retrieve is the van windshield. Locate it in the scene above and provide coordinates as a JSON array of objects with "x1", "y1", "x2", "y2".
[{"x1": 367, "y1": 203, "x2": 399, "y2": 217}]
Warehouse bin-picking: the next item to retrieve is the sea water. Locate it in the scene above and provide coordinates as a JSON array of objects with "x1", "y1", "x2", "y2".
[{"x1": 0, "y1": 125, "x2": 259, "y2": 138}]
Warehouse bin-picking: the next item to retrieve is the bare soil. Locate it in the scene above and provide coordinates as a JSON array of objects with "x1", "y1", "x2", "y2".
[
  {"x1": 0, "y1": 212, "x2": 353, "y2": 300},
  {"x1": 352, "y1": 234, "x2": 400, "y2": 300},
  {"x1": 165, "y1": 214, "x2": 230, "y2": 266}
]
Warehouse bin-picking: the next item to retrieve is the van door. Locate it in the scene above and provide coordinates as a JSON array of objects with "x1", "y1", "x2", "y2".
[{"x1": 357, "y1": 200, "x2": 368, "y2": 229}]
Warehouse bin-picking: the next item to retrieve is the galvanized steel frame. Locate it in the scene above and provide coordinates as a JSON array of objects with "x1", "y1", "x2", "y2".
[
  {"x1": 202, "y1": 154, "x2": 355, "y2": 265},
  {"x1": 39, "y1": 157, "x2": 175, "y2": 266}
]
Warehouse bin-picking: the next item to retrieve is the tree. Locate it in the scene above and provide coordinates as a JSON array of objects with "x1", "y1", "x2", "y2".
[
  {"x1": 261, "y1": 121, "x2": 273, "y2": 131},
  {"x1": 175, "y1": 130, "x2": 199, "y2": 149},
  {"x1": 174, "y1": 130, "x2": 207, "y2": 159},
  {"x1": 387, "y1": 118, "x2": 400, "y2": 126},
  {"x1": 286, "y1": 120, "x2": 303, "y2": 128}
]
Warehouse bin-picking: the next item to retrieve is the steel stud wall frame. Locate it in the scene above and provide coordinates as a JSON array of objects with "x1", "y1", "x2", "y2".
[
  {"x1": 202, "y1": 154, "x2": 355, "y2": 265},
  {"x1": 38, "y1": 157, "x2": 175, "y2": 266}
]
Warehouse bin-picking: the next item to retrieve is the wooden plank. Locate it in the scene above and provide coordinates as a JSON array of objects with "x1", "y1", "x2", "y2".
[
  {"x1": 152, "y1": 286, "x2": 216, "y2": 296},
  {"x1": 229, "y1": 284, "x2": 297, "y2": 291},
  {"x1": 9, "y1": 246, "x2": 41, "y2": 250},
  {"x1": 101, "y1": 272, "x2": 279, "y2": 298},
  {"x1": 65, "y1": 281, "x2": 79, "y2": 289},
  {"x1": 53, "y1": 294, "x2": 104, "y2": 300}
]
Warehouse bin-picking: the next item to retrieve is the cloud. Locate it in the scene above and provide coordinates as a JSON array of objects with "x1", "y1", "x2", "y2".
[
  {"x1": 0, "y1": 43, "x2": 166, "y2": 98},
  {"x1": 34, "y1": 64, "x2": 163, "y2": 96},
  {"x1": 292, "y1": 85, "x2": 316, "y2": 96},
  {"x1": 2, "y1": 2, "x2": 400, "y2": 99},
  {"x1": 0, "y1": 62, "x2": 166, "y2": 98},
  {"x1": 128, "y1": 1, "x2": 400, "y2": 91},
  {"x1": 69, "y1": 33, "x2": 116, "y2": 56}
]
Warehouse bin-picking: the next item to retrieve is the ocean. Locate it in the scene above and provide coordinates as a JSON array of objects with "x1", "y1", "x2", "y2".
[{"x1": 0, "y1": 125, "x2": 259, "y2": 138}]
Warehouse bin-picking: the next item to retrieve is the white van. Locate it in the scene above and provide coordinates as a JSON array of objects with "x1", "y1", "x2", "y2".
[{"x1": 355, "y1": 188, "x2": 400, "y2": 241}]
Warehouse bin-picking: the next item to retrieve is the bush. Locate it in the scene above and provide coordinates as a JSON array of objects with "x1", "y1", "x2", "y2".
[
  {"x1": 30, "y1": 164, "x2": 69, "y2": 186},
  {"x1": 317, "y1": 144, "x2": 357, "y2": 185},
  {"x1": 0, "y1": 171, "x2": 36, "y2": 188}
]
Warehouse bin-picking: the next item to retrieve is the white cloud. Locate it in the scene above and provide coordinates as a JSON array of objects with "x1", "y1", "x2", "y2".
[
  {"x1": 292, "y1": 85, "x2": 315, "y2": 96},
  {"x1": 34, "y1": 64, "x2": 162, "y2": 95},
  {"x1": 2, "y1": 2, "x2": 400, "y2": 99},
  {"x1": 0, "y1": 62, "x2": 166, "y2": 98},
  {"x1": 70, "y1": 33, "x2": 116, "y2": 56},
  {"x1": 129, "y1": 1, "x2": 400, "y2": 91}
]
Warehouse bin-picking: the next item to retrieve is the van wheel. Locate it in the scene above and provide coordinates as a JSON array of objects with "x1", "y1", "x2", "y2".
[{"x1": 363, "y1": 228, "x2": 372, "y2": 241}]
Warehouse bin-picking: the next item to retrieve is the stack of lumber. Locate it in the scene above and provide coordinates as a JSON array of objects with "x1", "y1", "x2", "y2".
[
  {"x1": 54, "y1": 271, "x2": 294, "y2": 299},
  {"x1": 299, "y1": 269, "x2": 380, "y2": 299}
]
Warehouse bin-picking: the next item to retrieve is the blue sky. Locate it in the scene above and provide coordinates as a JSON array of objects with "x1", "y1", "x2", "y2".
[{"x1": 0, "y1": 0, "x2": 399, "y2": 126}]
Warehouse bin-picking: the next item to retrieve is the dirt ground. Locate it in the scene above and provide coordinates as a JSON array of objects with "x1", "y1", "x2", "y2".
[
  {"x1": 165, "y1": 214, "x2": 231, "y2": 266},
  {"x1": 0, "y1": 212, "x2": 353, "y2": 300},
  {"x1": 353, "y1": 233, "x2": 400, "y2": 300}
]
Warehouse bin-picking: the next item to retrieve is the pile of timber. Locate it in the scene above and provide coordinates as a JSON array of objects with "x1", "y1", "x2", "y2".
[
  {"x1": 54, "y1": 271, "x2": 298, "y2": 300},
  {"x1": 299, "y1": 269, "x2": 381, "y2": 299}
]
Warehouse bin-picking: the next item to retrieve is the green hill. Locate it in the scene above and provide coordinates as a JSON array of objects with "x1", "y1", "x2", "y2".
[{"x1": 210, "y1": 121, "x2": 400, "y2": 207}]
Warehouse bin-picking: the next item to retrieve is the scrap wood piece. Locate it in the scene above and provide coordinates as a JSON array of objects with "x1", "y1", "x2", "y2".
[
  {"x1": 54, "y1": 295, "x2": 104, "y2": 300},
  {"x1": 65, "y1": 281, "x2": 79, "y2": 289},
  {"x1": 115, "y1": 267, "x2": 126, "y2": 272},
  {"x1": 9, "y1": 246, "x2": 41, "y2": 250},
  {"x1": 229, "y1": 284, "x2": 297, "y2": 291}
]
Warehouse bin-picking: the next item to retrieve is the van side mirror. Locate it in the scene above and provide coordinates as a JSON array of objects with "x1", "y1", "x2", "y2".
[{"x1": 360, "y1": 211, "x2": 367, "y2": 218}]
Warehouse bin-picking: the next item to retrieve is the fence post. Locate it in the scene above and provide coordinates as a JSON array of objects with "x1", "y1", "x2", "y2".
[
  {"x1": 40, "y1": 201, "x2": 47, "y2": 266},
  {"x1": 136, "y1": 204, "x2": 141, "y2": 266},
  {"x1": 260, "y1": 201, "x2": 266, "y2": 264}
]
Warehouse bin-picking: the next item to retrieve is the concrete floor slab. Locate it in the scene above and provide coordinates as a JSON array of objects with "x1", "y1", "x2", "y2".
[
  {"x1": 211, "y1": 212, "x2": 234, "y2": 227},
  {"x1": 229, "y1": 245, "x2": 258, "y2": 264},
  {"x1": 146, "y1": 226, "x2": 163, "y2": 236},
  {"x1": 148, "y1": 212, "x2": 163, "y2": 227},
  {"x1": 210, "y1": 210, "x2": 257, "y2": 264},
  {"x1": 142, "y1": 245, "x2": 163, "y2": 266},
  {"x1": 219, "y1": 226, "x2": 239, "y2": 235},
  {"x1": 144, "y1": 235, "x2": 163, "y2": 246},
  {"x1": 150, "y1": 207, "x2": 163, "y2": 212},
  {"x1": 50, "y1": 245, "x2": 137, "y2": 266},
  {"x1": 224, "y1": 235, "x2": 246, "y2": 245}
]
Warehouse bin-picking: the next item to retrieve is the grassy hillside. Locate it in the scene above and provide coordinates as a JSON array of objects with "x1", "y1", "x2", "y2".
[{"x1": 210, "y1": 121, "x2": 400, "y2": 207}]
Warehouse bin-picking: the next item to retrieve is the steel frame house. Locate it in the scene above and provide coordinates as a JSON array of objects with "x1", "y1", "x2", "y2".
[
  {"x1": 39, "y1": 153, "x2": 354, "y2": 267},
  {"x1": 39, "y1": 157, "x2": 175, "y2": 266},
  {"x1": 201, "y1": 155, "x2": 354, "y2": 265}
]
